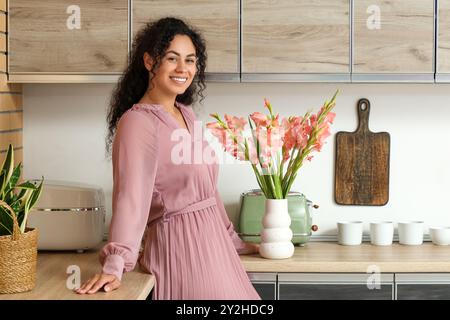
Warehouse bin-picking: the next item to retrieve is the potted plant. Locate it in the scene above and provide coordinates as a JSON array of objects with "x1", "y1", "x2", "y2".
[
  {"x1": 207, "y1": 91, "x2": 338, "y2": 259},
  {"x1": 0, "y1": 144, "x2": 44, "y2": 293}
]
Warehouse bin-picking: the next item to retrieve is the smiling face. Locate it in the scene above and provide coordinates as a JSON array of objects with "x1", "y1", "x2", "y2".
[{"x1": 145, "y1": 34, "x2": 197, "y2": 98}]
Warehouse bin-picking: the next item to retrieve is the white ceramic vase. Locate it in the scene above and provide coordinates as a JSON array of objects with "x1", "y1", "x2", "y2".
[{"x1": 259, "y1": 199, "x2": 295, "y2": 259}]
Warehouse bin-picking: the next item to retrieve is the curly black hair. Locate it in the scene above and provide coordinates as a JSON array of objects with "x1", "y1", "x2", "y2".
[{"x1": 105, "y1": 17, "x2": 207, "y2": 157}]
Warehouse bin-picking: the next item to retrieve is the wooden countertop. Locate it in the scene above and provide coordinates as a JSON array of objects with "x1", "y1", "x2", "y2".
[
  {"x1": 240, "y1": 242, "x2": 450, "y2": 273},
  {"x1": 3, "y1": 241, "x2": 450, "y2": 300},
  {"x1": 1, "y1": 248, "x2": 154, "y2": 300}
]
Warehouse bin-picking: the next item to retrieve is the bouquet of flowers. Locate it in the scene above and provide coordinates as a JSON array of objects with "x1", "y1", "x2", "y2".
[{"x1": 207, "y1": 90, "x2": 338, "y2": 199}]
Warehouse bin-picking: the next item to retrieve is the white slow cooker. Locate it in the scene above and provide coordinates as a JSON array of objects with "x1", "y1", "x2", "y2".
[{"x1": 27, "y1": 180, "x2": 106, "y2": 252}]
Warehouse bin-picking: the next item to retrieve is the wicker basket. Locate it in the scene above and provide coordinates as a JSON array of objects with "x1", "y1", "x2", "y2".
[{"x1": 0, "y1": 200, "x2": 38, "y2": 294}]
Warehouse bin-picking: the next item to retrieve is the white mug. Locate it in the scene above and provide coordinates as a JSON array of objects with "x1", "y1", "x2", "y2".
[
  {"x1": 370, "y1": 221, "x2": 394, "y2": 246},
  {"x1": 398, "y1": 221, "x2": 424, "y2": 245},
  {"x1": 429, "y1": 227, "x2": 450, "y2": 246},
  {"x1": 337, "y1": 221, "x2": 363, "y2": 246}
]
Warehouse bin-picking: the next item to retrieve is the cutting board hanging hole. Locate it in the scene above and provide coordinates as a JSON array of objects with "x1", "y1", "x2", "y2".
[{"x1": 356, "y1": 98, "x2": 371, "y2": 134}]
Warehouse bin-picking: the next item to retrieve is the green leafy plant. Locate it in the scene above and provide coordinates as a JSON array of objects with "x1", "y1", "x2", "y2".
[{"x1": 0, "y1": 144, "x2": 44, "y2": 236}]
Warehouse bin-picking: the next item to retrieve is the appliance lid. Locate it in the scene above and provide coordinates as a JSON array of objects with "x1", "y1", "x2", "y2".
[{"x1": 28, "y1": 179, "x2": 105, "y2": 209}]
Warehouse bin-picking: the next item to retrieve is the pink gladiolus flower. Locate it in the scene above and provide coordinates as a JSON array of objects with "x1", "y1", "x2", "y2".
[
  {"x1": 309, "y1": 114, "x2": 318, "y2": 128},
  {"x1": 325, "y1": 112, "x2": 336, "y2": 124},
  {"x1": 255, "y1": 125, "x2": 284, "y2": 159},
  {"x1": 224, "y1": 114, "x2": 247, "y2": 131},
  {"x1": 207, "y1": 90, "x2": 338, "y2": 199},
  {"x1": 313, "y1": 125, "x2": 331, "y2": 152},
  {"x1": 246, "y1": 139, "x2": 259, "y2": 165},
  {"x1": 283, "y1": 145, "x2": 294, "y2": 159},
  {"x1": 206, "y1": 122, "x2": 221, "y2": 130},
  {"x1": 264, "y1": 98, "x2": 274, "y2": 115},
  {"x1": 206, "y1": 122, "x2": 228, "y2": 145},
  {"x1": 250, "y1": 112, "x2": 270, "y2": 127}
]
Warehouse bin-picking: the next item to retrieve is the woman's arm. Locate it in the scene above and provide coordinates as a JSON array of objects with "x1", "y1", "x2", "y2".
[
  {"x1": 100, "y1": 110, "x2": 159, "y2": 279},
  {"x1": 215, "y1": 189, "x2": 259, "y2": 255},
  {"x1": 77, "y1": 110, "x2": 159, "y2": 294},
  {"x1": 77, "y1": 110, "x2": 158, "y2": 294}
]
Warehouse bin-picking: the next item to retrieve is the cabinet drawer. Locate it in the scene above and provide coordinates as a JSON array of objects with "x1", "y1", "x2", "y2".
[
  {"x1": 248, "y1": 272, "x2": 277, "y2": 300},
  {"x1": 279, "y1": 283, "x2": 393, "y2": 300},
  {"x1": 9, "y1": 0, "x2": 128, "y2": 74},
  {"x1": 253, "y1": 283, "x2": 276, "y2": 300},
  {"x1": 278, "y1": 273, "x2": 394, "y2": 300},
  {"x1": 396, "y1": 273, "x2": 450, "y2": 300},
  {"x1": 397, "y1": 284, "x2": 450, "y2": 300}
]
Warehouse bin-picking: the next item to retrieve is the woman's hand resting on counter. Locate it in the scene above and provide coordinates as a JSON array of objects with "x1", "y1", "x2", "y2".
[
  {"x1": 75, "y1": 273, "x2": 121, "y2": 294},
  {"x1": 75, "y1": 241, "x2": 258, "y2": 295},
  {"x1": 239, "y1": 242, "x2": 260, "y2": 255}
]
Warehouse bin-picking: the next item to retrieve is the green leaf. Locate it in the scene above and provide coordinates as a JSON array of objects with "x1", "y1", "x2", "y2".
[
  {"x1": 4, "y1": 190, "x2": 15, "y2": 204},
  {"x1": 7, "y1": 162, "x2": 22, "y2": 190},
  {"x1": 15, "y1": 181, "x2": 38, "y2": 190},
  {"x1": 0, "y1": 170, "x2": 5, "y2": 199},
  {"x1": 0, "y1": 145, "x2": 14, "y2": 195},
  {"x1": 263, "y1": 174, "x2": 275, "y2": 199},
  {"x1": 0, "y1": 204, "x2": 15, "y2": 236},
  {"x1": 14, "y1": 187, "x2": 27, "y2": 202},
  {"x1": 11, "y1": 187, "x2": 26, "y2": 212},
  {"x1": 16, "y1": 209, "x2": 25, "y2": 227},
  {"x1": 11, "y1": 200, "x2": 21, "y2": 214},
  {"x1": 28, "y1": 178, "x2": 44, "y2": 210},
  {"x1": 19, "y1": 188, "x2": 33, "y2": 233}
]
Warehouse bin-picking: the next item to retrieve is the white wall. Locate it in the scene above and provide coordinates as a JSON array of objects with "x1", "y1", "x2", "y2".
[{"x1": 23, "y1": 83, "x2": 450, "y2": 238}]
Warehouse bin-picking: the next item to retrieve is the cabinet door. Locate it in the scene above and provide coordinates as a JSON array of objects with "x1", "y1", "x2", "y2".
[
  {"x1": 9, "y1": 0, "x2": 128, "y2": 75},
  {"x1": 248, "y1": 273, "x2": 277, "y2": 300},
  {"x1": 278, "y1": 273, "x2": 394, "y2": 300},
  {"x1": 132, "y1": 0, "x2": 239, "y2": 77},
  {"x1": 396, "y1": 274, "x2": 450, "y2": 300},
  {"x1": 353, "y1": 0, "x2": 434, "y2": 79},
  {"x1": 437, "y1": 0, "x2": 450, "y2": 81},
  {"x1": 242, "y1": 0, "x2": 350, "y2": 80}
]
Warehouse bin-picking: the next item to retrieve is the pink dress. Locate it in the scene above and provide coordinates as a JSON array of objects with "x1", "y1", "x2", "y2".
[{"x1": 99, "y1": 101, "x2": 260, "y2": 300}]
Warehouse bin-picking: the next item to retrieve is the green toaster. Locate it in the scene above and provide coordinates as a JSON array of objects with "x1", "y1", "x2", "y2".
[{"x1": 238, "y1": 189, "x2": 318, "y2": 246}]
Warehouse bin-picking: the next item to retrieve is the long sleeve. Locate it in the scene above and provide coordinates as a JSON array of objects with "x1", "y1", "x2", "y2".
[
  {"x1": 99, "y1": 110, "x2": 159, "y2": 281},
  {"x1": 214, "y1": 189, "x2": 248, "y2": 254}
]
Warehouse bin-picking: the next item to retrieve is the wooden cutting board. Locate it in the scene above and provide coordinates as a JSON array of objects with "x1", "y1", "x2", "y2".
[{"x1": 335, "y1": 98, "x2": 390, "y2": 206}]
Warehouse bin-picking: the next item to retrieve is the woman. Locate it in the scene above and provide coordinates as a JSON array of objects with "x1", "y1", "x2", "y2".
[{"x1": 75, "y1": 17, "x2": 260, "y2": 300}]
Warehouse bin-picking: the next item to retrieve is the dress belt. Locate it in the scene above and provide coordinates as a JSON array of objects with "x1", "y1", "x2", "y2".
[{"x1": 149, "y1": 196, "x2": 217, "y2": 227}]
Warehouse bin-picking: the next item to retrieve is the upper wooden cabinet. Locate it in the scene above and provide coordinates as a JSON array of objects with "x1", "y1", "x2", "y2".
[
  {"x1": 353, "y1": 0, "x2": 434, "y2": 80},
  {"x1": 5, "y1": 0, "x2": 444, "y2": 83},
  {"x1": 438, "y1": 0, "x2": 450, "y2": 80},
  {"x1": 8, "y1": 0, "x2": 128, "y2": 81},
  {"x1": 242, "y1": 0, "x2": 350, "y2": 81},
  {"x1": 132, "y1": 0, "x2": 239, "y2": 78}
]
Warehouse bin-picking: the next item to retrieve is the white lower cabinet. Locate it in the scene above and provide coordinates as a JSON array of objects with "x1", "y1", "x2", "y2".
[{"x1": 249, "y1": 273, "x2": 450, "y2": 300}]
